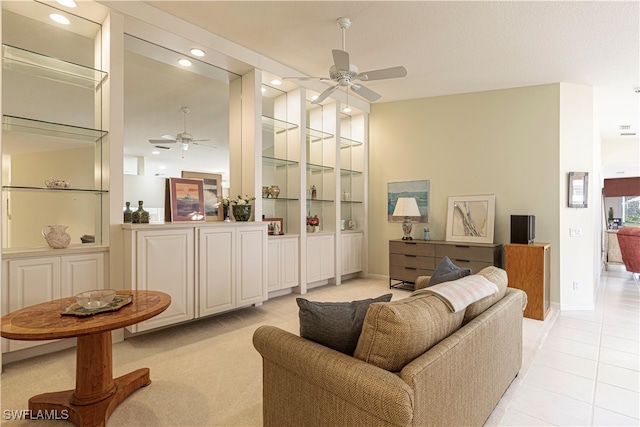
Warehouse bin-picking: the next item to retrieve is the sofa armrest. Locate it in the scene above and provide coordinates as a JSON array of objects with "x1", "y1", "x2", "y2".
[
  {"x1": 253, "y1": 325, "x2": 414, "y2": 426},
  {"x1": 415, "y1": 275, "x2": 431, "y2": 290}
]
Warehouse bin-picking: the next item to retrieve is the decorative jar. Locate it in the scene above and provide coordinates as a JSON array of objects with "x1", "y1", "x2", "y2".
[
  {"x1": 232, "y1": 205, "x2": 252, "y2": 221},
  {"x1": 123, "y1": 202, "x2": 133, "y2": 223},
  {"x1": 42, "y1": 225, "x2": 71, "y2": 249},
  {"x1": 269, "y1": 185, "x2": 280, "y2": 199}
]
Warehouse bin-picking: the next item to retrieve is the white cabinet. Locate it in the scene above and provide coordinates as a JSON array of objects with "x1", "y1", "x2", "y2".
[
  {"x1": 129, "y1": 228, "x2": 195, "y2": 333},
  {"x1": 2, "y1": 252, "x2": 105, "y2": 352},
  {"x1": 267, "y1": 236, "x2": 299, "y2": 292},
  {"x1": 124, "y1": 223, "x2": 267, "y2": 332},
  {"x1": 341, "y1": 232, "x2": 363, "y2": 275},
  {"x1": 198, "y1": 225, "x2": 267, "y2": 316},
  {"x1": 307, "y1": 234, "x2": 335, "y2": 283}
]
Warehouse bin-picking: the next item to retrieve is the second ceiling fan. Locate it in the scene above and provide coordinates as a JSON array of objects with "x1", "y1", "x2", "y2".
[
  {"x1": 284, "y1": 17, "x2": 407, "y2": 105},
  {"x1": 149, "y1": 107, "x2": 216, "y2": 157}
]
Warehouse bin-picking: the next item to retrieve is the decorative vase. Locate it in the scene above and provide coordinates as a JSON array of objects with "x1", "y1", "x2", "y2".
[
  {"x1": 123, "y1": 201, "x2": 133, "y2": 223},
  {"x1": 262, "y1": 186, "x2": 270, "y2": 198},
  {"x1": 307, "y1": 225, "x2": 315, "y2": 233},
  {"x1": 42, "y1": 225, "x2": 71, "y2": 249},
  {"x1": 223, "y1": 205, "x2": 231, "y2": 221},
  {"x1": 269, "y1": 185, "x2": 280, "y2": 199},
  {"x1": 232, "y1": 205, "x2": 252, "y2": 221},
  {"x1": 132, "y1": 200, "x2": 149, "y2": 224}
]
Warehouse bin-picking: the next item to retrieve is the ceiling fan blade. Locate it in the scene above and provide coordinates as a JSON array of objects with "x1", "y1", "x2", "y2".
[
  {"x1": 332, "y1": 49, "x2": 350, "y2": 71},
  {"x1": 312, "y1": 85, "x2": 340, "y2": 104},
  {"x1": 149, "y1": 139, "x2": 176, "y2": 144},
  {"x1": 192, "y1": 141, "x2": 217, "y2": 149},
  {"x1": 350, "y1": 83, "x2": 382, "y2": 102},
  {"x1": 357, "y1": 66, "x2": 407, "y2": 81},
  {"x1": 282, "y1": 76, "x2": 331, "y2": 82}
]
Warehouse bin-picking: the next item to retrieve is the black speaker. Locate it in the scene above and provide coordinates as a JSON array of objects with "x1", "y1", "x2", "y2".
[{"x1": 511, "y1": 215, "x2": 535, "y2": 244}]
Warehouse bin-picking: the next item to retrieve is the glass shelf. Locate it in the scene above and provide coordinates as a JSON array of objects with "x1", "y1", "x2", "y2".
[
  {"x1": 262, "y1": 116, "x2": 298, "y2": 133},
  {"x1": 2, "y1": 115, "x2": 108, "y2": 142},
  {"x1": 306, "y1": 127, "x2": 334, "y2": 142},
  {"x1": 307, "y1": 163, "x2": 335, "y2": 173},
  {"x1": 340, "y1": 200, "x2": 363, "y2": 204},
  {"x1": 261, "y1": 196, "x2": 299, "y2": 202},
  {"x1": 340, "y1": 168, "x2": 363, "y2": 176},
  {"x1": 308, "y1": 198, "x2": 335, "y2": 203},
  {"x1": 2, "y1": 186, "x2": 108, "y2": 194},
  {"x1": 262, "y1": 156, "x2": 299, "y2": 167},
  {"x1": 340, "y1": 137, "x2": 363, "y2": 149},
  {"x1": 3, "y1": 44, "x2": 107, "y2": 90}
]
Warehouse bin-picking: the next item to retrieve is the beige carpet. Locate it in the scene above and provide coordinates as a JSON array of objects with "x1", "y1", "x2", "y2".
[{"x1": 0, "y1": 277, "x2": 556, "y2": 426}]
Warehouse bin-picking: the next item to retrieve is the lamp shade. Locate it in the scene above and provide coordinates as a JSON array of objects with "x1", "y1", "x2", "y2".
[{"x1": 393, "y1": 197, "x2": 420, "y2": 217}]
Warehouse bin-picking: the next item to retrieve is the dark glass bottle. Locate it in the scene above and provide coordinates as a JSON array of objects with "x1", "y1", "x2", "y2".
[
  {"x1": 132, "y1": 200, "x2": 149, "y2": 224},
  {"x1": 123, "y1": 201, "x2": 133, "y2": 223}
]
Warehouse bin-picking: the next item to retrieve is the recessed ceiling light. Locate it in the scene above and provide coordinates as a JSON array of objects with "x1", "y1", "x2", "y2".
[
  {"x1": 178, "y1": 58, "x2": 192, "y2": 67},
  {"x1": 56, "y1": 0, "x2": 77, "y2": 7},
  {"x1": 310, "y1": 95, "x2": 319, "y2": 101},
  {"x1": 152, "y1": 150, "x2": 160, "y2": 155},
  {"x1": 158, "y1": 165, "x2": 167, "y2": 170},
  {"x1": 49, "y1": 14, "x2": 70, "y2": 25},
  {"x1": 190, "y1": 48, "x2": 205, "y2": 57},
  {"x1": 270, "y1": 79, "x2": 282, "y2": 85}
]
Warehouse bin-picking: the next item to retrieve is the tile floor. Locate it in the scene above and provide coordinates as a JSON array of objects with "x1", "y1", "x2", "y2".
[{"x1": 496, "y1": 267, "x2": 639, "y2": 426}]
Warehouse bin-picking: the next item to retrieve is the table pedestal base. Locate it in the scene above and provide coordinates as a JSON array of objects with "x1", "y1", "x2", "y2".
[{"x1": 28, "y1": 368, "x2": 151, "y2": 427}]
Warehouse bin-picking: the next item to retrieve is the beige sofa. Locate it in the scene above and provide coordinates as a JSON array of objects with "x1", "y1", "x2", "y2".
[{"x1": 253, "y1": 267, "x2": 527, "y2": 427}]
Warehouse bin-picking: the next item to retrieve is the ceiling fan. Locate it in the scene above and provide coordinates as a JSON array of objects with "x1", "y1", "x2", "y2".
[
  {"x1": 148, "y1": 107, "x2": 215, "y2": 157},
  {"x1": 283, "y1": 17, "x2": 407, "y2": 105}
]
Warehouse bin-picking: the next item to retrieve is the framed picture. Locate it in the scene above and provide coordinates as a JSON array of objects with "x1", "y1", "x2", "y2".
[
  {"x1": 181, "y1": 171, "x2": 223, "y2": 221},
  {"x1": 168, "y1": 178, "x2": 206, "y2": 222},
  {"x1": 445, "y1": 195, "x2": 496, "y2": 244},
  {"x1": 387, "y1": 180, "x2": 429, "y2": 222},
  {"x1": 568, "y1": 172, "x2": 588, "y2": 208},
  {"x1": 263, "y1": 217, "x2": 283, "y2": 235}
]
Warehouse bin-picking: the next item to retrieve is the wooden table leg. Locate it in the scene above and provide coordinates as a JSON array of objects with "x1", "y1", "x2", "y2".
[{"x1": 28, "y1": 332, "x2": 152, "y2": 427}]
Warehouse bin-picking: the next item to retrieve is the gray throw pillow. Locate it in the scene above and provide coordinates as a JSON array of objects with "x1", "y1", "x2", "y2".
[
  {"x1": 427, "y1": 256, "x2": 472, "y2": 286},
  {"x1": 297, "y1": 293, "x2": 393, "y2": 355}
]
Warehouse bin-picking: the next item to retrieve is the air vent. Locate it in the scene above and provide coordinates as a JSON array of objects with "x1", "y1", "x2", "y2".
[
  {"x1": 620, "y1": 132, "x2": 637, "y2": 136},
  {"x1": 619, "y1": 125, "x2": 631, "y2": 130},
  {"x1": 154, "y1": 145, "x2": 171, "y2": 150}
]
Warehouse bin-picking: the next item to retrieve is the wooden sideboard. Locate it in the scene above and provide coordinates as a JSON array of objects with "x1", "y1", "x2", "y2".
[
  {"x1": 505, "y1": 243, "x2": 551, "y2": 320},
  {"x1": 389, "y1": 240, "x2": 502, "y2": 290}
]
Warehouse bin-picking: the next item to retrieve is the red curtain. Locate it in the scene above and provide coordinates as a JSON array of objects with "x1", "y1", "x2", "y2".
[{"x1": 603, "y1": 177, "x2": 640, "y2": 197}]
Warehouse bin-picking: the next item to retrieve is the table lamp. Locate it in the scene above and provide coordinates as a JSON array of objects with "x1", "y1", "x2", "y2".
[{"x1": 393, "y1": 197, "x2": 421, "y2": 240}]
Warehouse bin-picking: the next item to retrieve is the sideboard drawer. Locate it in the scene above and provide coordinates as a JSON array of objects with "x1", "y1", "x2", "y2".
[
  {"x1": 435, "y1": 244, "x2": 495, "y2": 263},
  {"x1": 389, "y1": 241, "x2": 435, "y2": 257},
  {"x1": 389, "y1": 254, "x2": 435, "y2": 270},
  {"x1": 443, "y1": 259, "x2": 493, "y2": 273},
  {"x1": 389, "y1": 265, "x2": 433, "y2": 283}
]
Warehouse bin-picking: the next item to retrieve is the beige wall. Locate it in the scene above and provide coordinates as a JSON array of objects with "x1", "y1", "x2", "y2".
[{"x1": 369, "y1": 84, "x2": 563, "y2": 302}]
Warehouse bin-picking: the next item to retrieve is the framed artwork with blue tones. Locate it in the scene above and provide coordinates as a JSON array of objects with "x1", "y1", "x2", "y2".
[{"x1": 387, "y1": 180, "x2": 429, "y2": 223}]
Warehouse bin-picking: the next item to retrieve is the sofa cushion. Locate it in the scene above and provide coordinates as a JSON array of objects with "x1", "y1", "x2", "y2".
[
  {"x1": 354, "y1": 294, "x2": 465, "y2": 372},
  {"x1": 463, "y1": 266, "x2": 508, "y2": 323},
  {"x1": 297, "y1": 293, "x2": 393, "y2": 355},
  {"x1": 428, "y1": 256, "x2": 472, "y2": 286}
]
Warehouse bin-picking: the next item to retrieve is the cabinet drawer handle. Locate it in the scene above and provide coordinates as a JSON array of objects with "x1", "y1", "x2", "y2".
[
  {"x1": 455, "y1": 259, "x2": 471, "y2": 263},
  {"x1": 404, "y1": 242, "x2": 417, "y2": 245},
  {"x1": 404, "y1": 267, "x2": 417, "y2": 270},
  {"x1": 404, "y1": 255, "x2": 417, "y2": 258},
  {"x1": 454, "y1": 245, "x2": 471, "y2": 249}
]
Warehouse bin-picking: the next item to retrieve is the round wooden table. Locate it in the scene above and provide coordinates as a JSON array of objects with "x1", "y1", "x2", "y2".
[{"x1": 1, "y1": 290, "x2": 171, "y2": 427}]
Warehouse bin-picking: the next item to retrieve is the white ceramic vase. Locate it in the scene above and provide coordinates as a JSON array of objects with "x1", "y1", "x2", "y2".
[{"x1": 42, "y1": 225, "x2": 71, "y2": 249}]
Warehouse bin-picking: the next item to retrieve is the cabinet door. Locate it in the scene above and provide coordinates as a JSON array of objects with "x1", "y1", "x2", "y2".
[
  {"x1": 351, "y1": 233, "x2": 363, "y2": 273},
  {"x1": 132, "y1": 229, "x2": 195, "y2": 332},
  {"x1": 306, "y1": 236, "x2": 322, "y2": 283},
  {"x1": 6, "y1": 257, "x2": 61, "y2": 351},
  {"x1": 280, "y1": 237, "x2": 299, "y2": 289},
  {"x1": 267, "y1": 239, "x2": 281, "y2": 292},
  {"x1": 61, "y1": 253, "x2": 105, "y2": 297},
  {"x1": 320, "y1": 235, "x2": 335, "y2": 280},
  {"x1": 236, "y1": 226, "x2": 267, "y2": 306},
  {"x1": 199, "y1": 228, "x2": 235, "y2": 316}
]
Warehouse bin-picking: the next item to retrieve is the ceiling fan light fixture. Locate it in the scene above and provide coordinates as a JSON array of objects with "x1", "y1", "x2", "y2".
[
  {"x1": 189, "y1": 48, "x2": 205, "y2": 57},
  {"x1": 342, "y1": 106, "x2": 352, "y2": 113}
]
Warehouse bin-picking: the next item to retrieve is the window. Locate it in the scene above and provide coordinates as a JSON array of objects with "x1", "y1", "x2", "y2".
[{"x1": 622, "y1": 196, "x2": 640, "y2": 226}]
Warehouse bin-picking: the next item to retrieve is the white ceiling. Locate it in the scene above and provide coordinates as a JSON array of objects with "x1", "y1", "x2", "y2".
[{"x1": 145, "y1": 0, "x2": 639, "y2": 141}]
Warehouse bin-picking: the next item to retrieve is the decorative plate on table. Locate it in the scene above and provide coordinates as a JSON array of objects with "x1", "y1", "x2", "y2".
[{"x1": 62, "y1": 294, "x2": 133, "y2": 317}]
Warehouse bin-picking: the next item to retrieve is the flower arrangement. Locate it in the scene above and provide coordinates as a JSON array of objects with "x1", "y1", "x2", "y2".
[
  {"x1": 223, "y1": 195, "x2": 256, "y2": 206},
  {"x1": 306, "y1": 215, "x2": 320, "y2": 227}
]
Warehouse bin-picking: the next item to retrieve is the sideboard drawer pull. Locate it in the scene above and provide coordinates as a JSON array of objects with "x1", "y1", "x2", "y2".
[
  {"x1": 454, "y1": 245, "x2": 471, "y2": 249},
  {"x1": 404, "y1": 267, "x2": 417, "y2": 270},
  {"x1": 404, "y1": 255, "x2": 417, "y2": 258},
  {"x1": 455, "y1": 259, "x2": 471, "y2": 263}
]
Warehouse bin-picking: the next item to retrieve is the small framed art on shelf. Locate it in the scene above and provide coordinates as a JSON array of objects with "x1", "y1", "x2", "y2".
[{"x1": 167, "y1": 177, "x2": 206, "y2": 222}]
